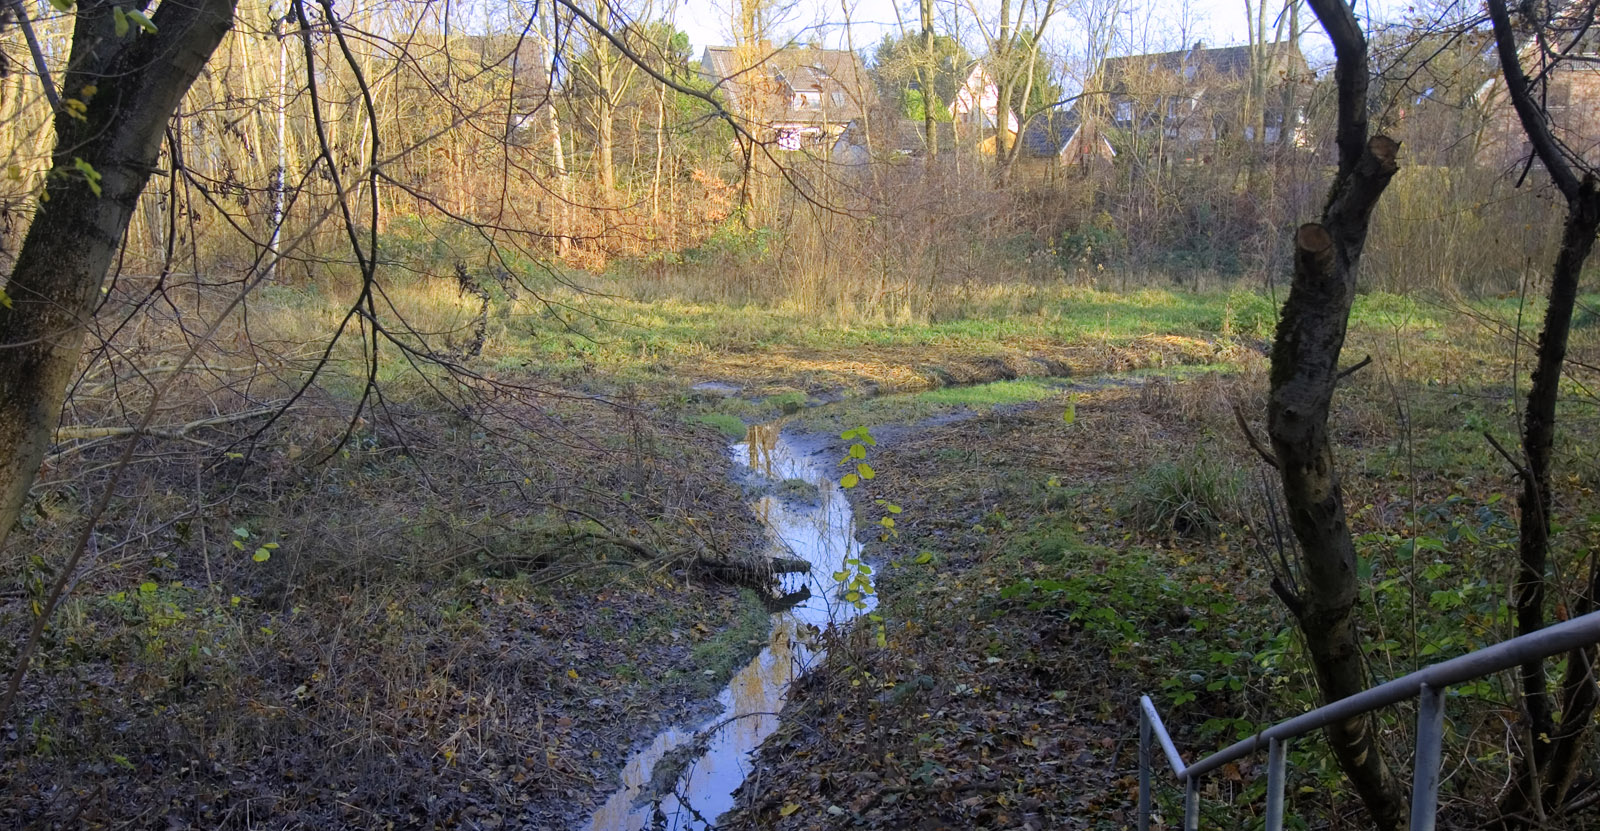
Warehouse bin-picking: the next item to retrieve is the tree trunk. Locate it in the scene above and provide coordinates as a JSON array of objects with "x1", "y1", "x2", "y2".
[
  {"x1": 919, "y1": 0, "x2": 937, "y2": 159},
  {"x1": 1267, "y1": 1, "x2": 1406, "y2": 827},
  {"x1": 1502, "y1": 177, "x2": 1600, "y2": 821},
  {"x1": 593, "y1": 0, "x2": 615, "y2": 193},
  {"x1": 0, "y1": 0, "x2": 238, "y2": 555},
  {"x1": 1484, "y1": 0, "x2": 1600, "y2": 819}
]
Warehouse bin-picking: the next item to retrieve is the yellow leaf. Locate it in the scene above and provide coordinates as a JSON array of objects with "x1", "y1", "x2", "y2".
[
  {"x1": 779, "y1": 802, "x2": 800, "y2": 817},
  {"x1": 567, "y1": 669, "x2": 579, "y2": 680}
]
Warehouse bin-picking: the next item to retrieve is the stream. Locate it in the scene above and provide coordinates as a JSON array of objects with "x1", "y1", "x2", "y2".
[{"x1": 582, "y1": 419, "x2": 874, "y2": 830}]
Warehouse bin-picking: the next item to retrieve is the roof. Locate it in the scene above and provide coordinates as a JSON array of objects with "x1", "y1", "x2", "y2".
[
  {"x1": 701, "y1": 45, "x2": 873, "y2": 125},
  {"x1": 835, "y1": 118, "x2": 958, "y2": 156},
  {"x1": 1019, "y1": 107, "x2": 1083, "y2": 157},
  {"x1": 1099, "y1": 40, "x2": 1305, "y2": 90},
  {"x1": 452, "y1": 34, "x2": 551, "y2": 99}
]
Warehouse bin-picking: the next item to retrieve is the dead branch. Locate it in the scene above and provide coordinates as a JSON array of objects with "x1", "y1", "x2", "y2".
[
  {"x1": 1233, "y1": 402, "x2": 1280, "y2": 469},
  {"x1": 52, "y1": 404, "x2": 292, "y2": 443},
  {"x1": 1485, "y1": 430, "x2": 1533, "y2": 484},
  {"x1": 1337, "y1": 354, "x2": 1373, "y2": 380}
]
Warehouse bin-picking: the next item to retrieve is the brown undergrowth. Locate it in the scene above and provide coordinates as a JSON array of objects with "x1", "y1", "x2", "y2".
[{"x1": 0, "y1": 371, "x2": 772, "y2": 829}]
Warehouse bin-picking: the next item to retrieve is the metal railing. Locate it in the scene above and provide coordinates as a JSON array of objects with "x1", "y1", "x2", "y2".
[{"x1": 1138, "y1": 609, "x2": 1600, "y2": 831}]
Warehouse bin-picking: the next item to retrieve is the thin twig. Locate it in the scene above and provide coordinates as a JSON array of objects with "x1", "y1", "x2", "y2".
[
  {"x1": 1485, "y1": 430, "x2": 1533, "y2": 483},
  {"x1": 1337, "y1": 354, "x2": 1373, "y2": 380},
  {"x1": 1233, "y1": 402, "x2": 1280, "y2": 469},
  {"x1": 8, "y1": 0, "x2": 61, "y2": 112}
]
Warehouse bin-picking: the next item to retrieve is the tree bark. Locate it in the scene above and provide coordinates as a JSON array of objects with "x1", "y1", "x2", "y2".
[
  {"x1": 1484, "y1": 0, "x2": 1600, "y2": 820},
  {"x1": 919, "y1": 0, "x2": 937, "y2": 158},
  {"x1": 1267, "y1": 1, "x2": 1406, "y2": 828},
  {"x1": 0, "y1": 0, "x2": 238, "y2": 555}
]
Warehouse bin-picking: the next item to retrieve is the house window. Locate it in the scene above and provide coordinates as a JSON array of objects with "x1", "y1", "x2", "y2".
[
  {"x1": 1115, "y1": 101, "x2": 1133, "y2": 123},
  {"x1": 778, "y1": 129, "x2": 802, "y2": 151},
  {"x1": 832, "y1": 91, "x2": 847, "y2": 107}
]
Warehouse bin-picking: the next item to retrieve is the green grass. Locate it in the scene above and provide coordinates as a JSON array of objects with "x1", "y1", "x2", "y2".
[
  {"x1": 915, "y1": 379, "x2": 1065, "y2": 407},
  {"x1": 691, "y1": 412, "x2": 748, "y2": 439},
  {"x1": 685, "y1": 589, "x2": 772, "y2": 695}
]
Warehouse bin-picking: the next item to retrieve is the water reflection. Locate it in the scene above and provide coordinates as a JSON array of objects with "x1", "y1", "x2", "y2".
[{"x1": 582, "y1": 421, "x2": 873, "y2": 830}]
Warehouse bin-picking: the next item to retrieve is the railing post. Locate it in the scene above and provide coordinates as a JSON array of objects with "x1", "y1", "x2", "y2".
[
  {"x1": 1265, "y1": 736, "x2": 1288, "y2": 831},
  {"x1": 1410, "y1": 683, "x2": 1446, "y2": 831},
  {"x1": 1139, "y1": 704, "x2": 1152, "y2": 831},
  {"x1": 1184, "y1": 774, "x2": 1200, "y2": 831}
]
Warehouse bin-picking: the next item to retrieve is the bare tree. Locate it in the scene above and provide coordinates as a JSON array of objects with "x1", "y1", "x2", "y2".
[
  {"x1": 1264, "y1": 0, "x2": 1405, "y2": 828},
  {"x1": 0, "y1": 0, "x2": 239, "y2": 555},
  {"x1": 1484, "y1": 0, "x2": 1600, "y2": 823}
]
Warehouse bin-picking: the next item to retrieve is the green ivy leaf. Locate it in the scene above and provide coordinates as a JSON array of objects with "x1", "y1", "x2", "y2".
[
  {"x1": 138, "y1": 581, "x2": 157, "y2": 594},
  {"x1": 72, "y1": 157, "x2": 102, "y2": 196},
  {"x1": 857, "y1": 463, "x2": 875, "y2": 480},
  {"x1": 848, "y1": 443, "x2": 866, "y2": 459},
  {"x1": 841, "y1": 473, "x2": 860, "y2": 489},
  {"x1": 125, "y1": 8, "x2": 157, "y2": 33},
  {"x1": 914, "y1": 551, "x2": 934, "y2": 565},
  {"x1": 253, "y1": 548, "x2": 271, "y2": 563},
  {"x1": 0, "y1": 287, "x2": 11, "y2": 309},
  {"x1": 113, "y1": 6, "x2": 129, "y2": 37}
]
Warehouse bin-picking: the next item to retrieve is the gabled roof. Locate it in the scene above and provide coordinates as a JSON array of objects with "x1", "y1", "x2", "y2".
[
  {"x1": 1099, "y1": 40, "x2": 1306, "y2": 91},
  {"x1": 1019, "y1": 107, "x2": 1082, "y2": 157},
  {"x1": 452, "y1": 34, "x2": 551, "y2": 100},
  {"x1": 700, "y1": 45, "x2": 873, "y2": 125}
]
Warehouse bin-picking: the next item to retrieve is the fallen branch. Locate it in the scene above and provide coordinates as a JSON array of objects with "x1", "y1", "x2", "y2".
[
  {"x1": 692, "y1": 554, "x2": 811, "y2": 587},
  {"x1": 53, "y1": 404, "x2": 292, "y2": 443}
]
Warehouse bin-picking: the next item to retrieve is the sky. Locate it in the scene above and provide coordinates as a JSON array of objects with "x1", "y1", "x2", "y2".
[{"x1": 665, "y1": 0, "x2": 1283, "y2": 77}]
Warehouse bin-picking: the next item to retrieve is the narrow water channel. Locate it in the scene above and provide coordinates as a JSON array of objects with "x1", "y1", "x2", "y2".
[{"x1": 582, "y1": 419, "x2": 874, "y2": 830}]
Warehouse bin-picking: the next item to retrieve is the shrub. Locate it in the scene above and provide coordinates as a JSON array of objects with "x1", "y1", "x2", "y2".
[{"x1": 1127, "y1": 453, "x2": 1243, "y2": 538}]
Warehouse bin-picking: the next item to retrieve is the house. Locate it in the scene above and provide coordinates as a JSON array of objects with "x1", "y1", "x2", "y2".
[
  {"x1": 830, "y1": 119, "x2": 958, "y2": 165},
  {"x1": 700, "y1": 44, "x2": 874, "y2": 149},
  {"x1": 951, "y1": 64, "x2": 1021, "y2": 134},
  {"x1": 1094, "y1": 40, "x2": 1308, "y2": 156},
  {"x1": 447, "y1": 34, "x2": 553, "y2": 145},
  {"x1": 1476, "y1": 36, "x2": 1600, "y2": 170},
  {"x1": 1016, "y1": 107, "x2": 1116, "y2": 169}
]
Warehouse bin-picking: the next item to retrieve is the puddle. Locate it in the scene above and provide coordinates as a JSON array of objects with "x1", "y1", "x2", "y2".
[
  {"x1": 583, "y1": 420, "x2": 872, "y2": 830},
  {"x1": 691, "y1": 381, "x2": 744, "y2": 397}
]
